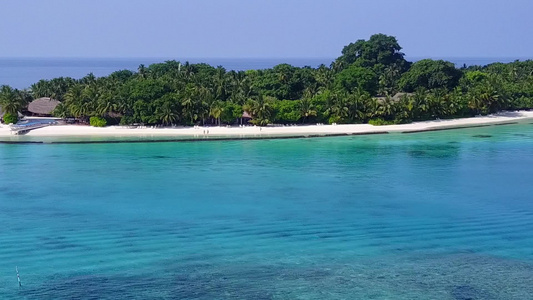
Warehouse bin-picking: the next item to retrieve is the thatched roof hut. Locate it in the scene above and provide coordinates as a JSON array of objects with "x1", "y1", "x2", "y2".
[
  {"x1": 391, "y1": 92, "x2": 413, "y2": 100},
  {"x1": 107, "y1": 111, "x2": 123, "y2": 119},
  {"x1": 242, "y1": 111, "x2": 252, "y2": 119},
  {"x1": 27, "y1": 97, "x2": 60, "y2": 116},
  {"x1": 374, "y1": 92, "x2": 414, "y2": 103}
]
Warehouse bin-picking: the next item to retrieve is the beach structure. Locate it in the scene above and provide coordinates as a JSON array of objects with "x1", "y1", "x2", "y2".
[
  {"x1": 242, "y1": 111, "x2": 252, "y2": 124},
  {"x1": 27, "y1": 97, "x2": 60, "y2": 117},
  {"x1": 374, "y1": 92, "x2": 413, "y2": 103},
  {"x1": 9, "y1": 118, "x2": 60, "y2": 135}
]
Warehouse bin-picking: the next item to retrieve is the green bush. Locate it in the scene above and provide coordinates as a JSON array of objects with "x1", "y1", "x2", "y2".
[
  {"x1": 368, "y1": 118, "x2": 396, "y2": 126},
  {"x1": 273, "y1": 100, "x2": 300, "y2": 123},
  {"x1": 89, "y1": 116, "x2": 107, "y2": 127},
  {"x1": 3, "y1": 113, "x2": 18, "y2": 124},
  {"x1": 328, "y1": 115, "x2": 341, "y2": 124}
]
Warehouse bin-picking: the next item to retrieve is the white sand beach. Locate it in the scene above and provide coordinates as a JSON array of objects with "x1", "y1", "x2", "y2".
[{"x1": 1, "y1": 111, "x2": 533, "y2": 139}]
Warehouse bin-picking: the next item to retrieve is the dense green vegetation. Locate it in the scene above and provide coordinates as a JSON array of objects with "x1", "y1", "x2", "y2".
[
  {"x1": 2, "y1": 112, "x2": 18, "y2": 124},
  {"x1": 1, "y1": 34, "x2": 532, "y2": 126},
  {"x1": 0, "y1": 85, "x2": 31, "y2": 124},
  {"x1": 89, "y1": 116, "x2": 107, "y2": 127}
]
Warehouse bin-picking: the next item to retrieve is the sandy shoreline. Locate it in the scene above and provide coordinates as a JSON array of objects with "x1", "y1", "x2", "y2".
[{"x1": 1, "y1": 111, "x2": 532, "y2": 140}]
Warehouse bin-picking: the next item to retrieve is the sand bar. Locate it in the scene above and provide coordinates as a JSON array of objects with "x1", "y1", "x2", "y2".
[{"x1": 1, "y1": 111, "x2": 532, "y2": 140}]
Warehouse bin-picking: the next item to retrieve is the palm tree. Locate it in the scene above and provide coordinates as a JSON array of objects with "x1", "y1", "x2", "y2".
[
  {"x1": 229, "y1": 73, "x2": 255, "y2": 107},
  {"x1": 182, "y1": 87, "x2": 198, "y2": 125},
  {"x1": 346, "y1": 89, "x2": 369, "y2": 122},
  {"x1": 181, "y1": 62, "x2": 196, "y2": 81},
  {"x1": 31, "y1": 80, "x2": 52, "y2": 99},
  {"x1": 70, "y1": 102, "x2": 91, "y2": 119},
  {"x1": 447, "y1": 89, "x2": 466, "y2": 117},
  {"x1": 303, "y1": 84, "x2": 319, "y2": 99},
  {"x1": 96, "y1": 98, "x2": 116, "y2": 117},
  {"x1": 249, "y1": 94, "x2": 274, "y2": 126},
  {"x1": 197, "y1": 87, "x2": 212, "y2": 125},
  {"x1": 157, "y1": 101, "x2": 179, "y2": 126},
  {"x1": 137, "y1": 64, "x2": 147, "y2": 79},
  {"x1": 52, "y1": 103, "x2": 70, "y2": 118},
  {"x1": 209, "y1": 101, "x2": 224, "y2": 126},
  {"x1": 469, "y1": 83, "x2": 503, "y2": 115},
  {"x1": 331, "y1": 60, "x2": 347, "y2": 73},
  {"x1": 80, "y1": 73, "x2": 97, "y2": 86},
  {"x1": 409, "y1": 88, "x2": 429, "y2": 120},
  {"x1": 43, "y1": 77, "x2": 76, "y2": 101},
  {"x1": 298, "y1": 97, "x2": 316, "y2": 123},
  {"x1": 324, "y1": 91, "x2": 349, "y2": 123},
  {"x1": 64, "y1": 85, "x2": 84, "y2": 105},
  {"x1": 0, "y1": 85, "x2": 27, "y2": 116},
  {"x1": 479, "y1": 86, "x2": 502, "y2": 114},
  {"x1": 427, "y1": 89, "x2": 449, "y2": 119},
  {"x1": 181, "y1": 84, "x2": 210, "y2": 125},
  {"x1": 64, "y1": 85, "x2": 94, "y2": 121},
  {"x1": 378, "y1": 64, "x2": 401, "y2": 96},
  {"x1": 378, "y1": 95, "x2": 395, "y2": 120},
  {"x1": 364, "y1": 98, "x2": 381, "y2": 121},
  {"x1": 278, "y1": 67, "x2": 289, "y2": 84},
  {"x1": 315, "y1": 65, "x2": 334, "y2": 91},
  {"x1": 212, "y1": 67, "x2": 227, "y2": 101},
  {"x1": 16, "y1": 89, "x2": 32, "y2": 106}
]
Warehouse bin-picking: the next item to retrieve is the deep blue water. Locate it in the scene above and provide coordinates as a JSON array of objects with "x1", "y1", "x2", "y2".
[
  {"x1": 1, "y1": 124, "x2": 533, "y2": 299},
  {"x1": 0, "y1": 57, "x2": 528, "y2": 89}
]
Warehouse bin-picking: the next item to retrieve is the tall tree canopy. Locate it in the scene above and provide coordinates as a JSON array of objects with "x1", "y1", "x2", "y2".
[
  {"x1": 334, "y1": 34, "x2": 410, "y2": 95},
  {"x1": 335, "y1": 34, "x2": 409, "y2": 71},
  {"x1": 334, "y1": 65, "x2": 378, "y2": 95},
  {"x1": 399, "y1": 59, "x2": 463, "y2": 92}
]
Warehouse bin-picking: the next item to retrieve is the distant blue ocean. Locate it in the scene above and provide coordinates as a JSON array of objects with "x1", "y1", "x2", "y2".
[
  {"x1": 0, "y1": 57, "x2": 528, "y2": 89},
  {"x1": 0, "y1": 58, "x2": 331, "y2": 89}
]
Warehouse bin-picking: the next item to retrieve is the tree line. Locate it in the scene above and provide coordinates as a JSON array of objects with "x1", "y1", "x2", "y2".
[{"x1": 1, "y1": 34, "x2": 532, "y2": 126}]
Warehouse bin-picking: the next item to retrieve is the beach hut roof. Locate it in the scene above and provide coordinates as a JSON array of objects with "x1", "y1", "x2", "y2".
[
  {"x1": 392, "y1": 92, "x2": 413, "y2": 100},
  {"x1": 107, "y1": 111, "x2": 123, "y2": 118},
  {"x1": 242, "y1": 111, "x2": 252, "y2": 119},
  {"x1": 27, "y1": 97, "x2": 61, "y2": 115},
  {"x1": 374, "y1": 92, "x2": 414, "y2": 103}
]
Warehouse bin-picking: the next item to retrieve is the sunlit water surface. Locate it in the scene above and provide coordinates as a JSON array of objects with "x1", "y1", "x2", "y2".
[{"x1": 1, "y1": 124, "x2": 533, "y2": 299}]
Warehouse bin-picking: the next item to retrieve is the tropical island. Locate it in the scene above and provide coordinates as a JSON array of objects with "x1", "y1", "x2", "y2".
[{"x1": 1, "y1": 34, "x2": 532, "y2": 138}]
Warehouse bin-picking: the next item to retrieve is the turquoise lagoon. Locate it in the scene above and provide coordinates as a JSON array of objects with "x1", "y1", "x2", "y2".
[{"x1": 1, "y1": 124, "x2": 533, "y2": 299}]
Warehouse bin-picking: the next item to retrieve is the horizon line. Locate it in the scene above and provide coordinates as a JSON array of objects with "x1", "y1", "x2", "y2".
[{"x1": 0, "y1": 56, "x2": 530, "y2": 60}]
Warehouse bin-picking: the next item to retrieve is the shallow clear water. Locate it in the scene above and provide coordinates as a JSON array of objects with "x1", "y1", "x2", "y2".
[{"x1": 1, "y1": 124, "x2": 533, "y2": 299}]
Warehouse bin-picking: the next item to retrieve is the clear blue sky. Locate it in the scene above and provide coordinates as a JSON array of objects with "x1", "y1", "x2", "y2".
[{"x1": 1, "y1": 0, "x2": 531, "y2": 58}]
